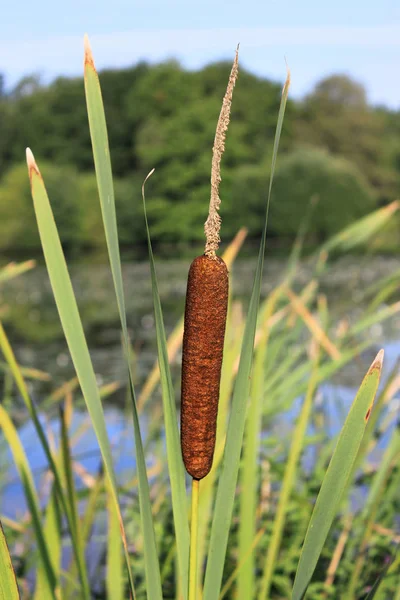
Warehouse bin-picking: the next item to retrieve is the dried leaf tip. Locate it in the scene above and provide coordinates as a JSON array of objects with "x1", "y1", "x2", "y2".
[
  {"x1": 26, "y1": 148, "x2": 40, "y2": 180},
  {"x1": 141, "y1": 168, "x2": 155, "y2": 197},
  {"x1": 283, "y1": 59, "x2": 291, "y2": 95},
  {"x1": 204, "y1": 46, "x2": 239, "y2": 258},
  {"x1": 387, "y1": 199, "x2": 400, "y2": 215},
  {"x1": 84, "y1": 34, "x2": 95, "y2": 69},
  {"x1": 370, "y1": 349, "x2": 384, "y2": 372}
]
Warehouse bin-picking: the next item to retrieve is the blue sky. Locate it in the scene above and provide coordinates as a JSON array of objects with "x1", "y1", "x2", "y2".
[{"x1": 1, "y1": 0, "x2": 400, "y2": 108}]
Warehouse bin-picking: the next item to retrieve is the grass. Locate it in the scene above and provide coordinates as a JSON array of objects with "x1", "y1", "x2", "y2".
[{"x1": 0, "y1": 35, "x2": 399, "y2": 600}]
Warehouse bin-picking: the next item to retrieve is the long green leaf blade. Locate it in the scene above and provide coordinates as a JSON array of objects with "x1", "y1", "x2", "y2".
[
  {"x1": 34, "y1": 487, "x2": 62, "y2": 600},
  {"x1": 0, "y1": 520, "x2": 20, "y2": 600},
  {"x1": 259, "y1": 348, "x2": 320, "y2": 599},
  {"x1": 0, "y1": 260, "x2": 35, "y2": 285},
  {"x1": 321, "y1": 200, "x2": 398, "y2": 254},
  {"x1": 142, "y1": 172, "x2": 190, "y2": 595},
  {"x1": 0, "y1": 321, "x2": 89, "y2": 599},
  {"x1": 203, "y1": 68, "x2": 291, "y2": 600},
  {"x1": 26, "y1": 149, "x2": 135, "y2": 598},
  {"x1": 364, "y1": 553, "x2": 398, "y2": 600},
  {"x1": 0, "y1": 405, "x2": 57, "y2": 600},
  {"x1": 237, "y1": 341, "x2": 266, "y2": 599},
  {"x1": 83, "y1": 35, "x2": 162, "y2": 599},
  {"x1": 291, "y1": 349, "x2": 384, "y2": 600},
  {"x1": 106, "y1": 479, "x2": 124, "y2": 600}
]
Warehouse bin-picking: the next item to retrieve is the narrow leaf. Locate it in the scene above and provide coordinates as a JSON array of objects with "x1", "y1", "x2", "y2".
[
  {"x1": 0, "y1": 520, "x2": 20, "y2": 600},
  {"x1": 203, "y1": 68, "x2": 291, "y2": 599},
  {"x1": 34, "y1": 487, "x2": 62, "y2": 600},
  {"x1": 0, "y1": 405, "x2": 57, "y2": 600},
  {"x1": 83, "y1": 35, "x2": 162, "y2": 599},
  {"x1": 292, "y1": 350, "x2": 384, "y2": 600},
  {"x1": 0, "y1": 321, "x2": 90, "y2": 598},
  {"x1": 364, "y1": 549, "x2": 398, "y2": 599},
  {"x1": 259, "y1": 349, "x2": 320, "y2": 599},
  {"x1": 107, "y1": 479, "x2": 124, "y2": 600},
  {"x1": 142, "y1": 172, "x2": 190, "y2": 595},
  {"x1": 26, "y1": 148, "x2": 134, "y2": 598}
]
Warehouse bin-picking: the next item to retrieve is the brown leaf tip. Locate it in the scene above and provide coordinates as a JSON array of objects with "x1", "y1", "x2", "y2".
[
  {"x1": 141, "y1": 168, "x2": 156, "y2": 197},
  {"x1": 84, "y1": 33, "x2": 95, "y2": 69},
  {"x1": 369, "y1": 349, "x2": 384, "y2": 373},
  {"x1": 26, "y1": 148, "x2": 41, "y2": 181},
  {"x1": 387, "y1": 200, "x2": 400, "y2": 215},
  {"x1": 283, "y1": 60, "x2": 291, "y2": 95}
]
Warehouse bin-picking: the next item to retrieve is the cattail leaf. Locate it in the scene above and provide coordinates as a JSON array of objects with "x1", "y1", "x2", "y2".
[
  {"x1": 237, "y1": 341, "x2": 266, "y2": 599},
  {"x1": 142, "y1": 173, "x2": 190, "y2": 595},
  {"x1": 66, "y1": 474, "x2": 105, "y2": 594},
  {"x1": 345, "y1": 426, "x2": 400, "y2": 599},
  {"x1": 58, "y1": 404, "x2": 89, "y2": 599},
  {"x1": 291, "y1": 350, "x2": 384, "y2": 600},
  {"x1": 364, "y1": 553, "x2": 397, "y2": 600},
  {"x1": 0, "y1": 321, "x2": 90, "y2": 598},
  {"x1": 197, "y1": 300, "x2": 245, "y2": 593},
  {"x1": 106, "y1": 478, "x2": 124, "y2": 600},
  {"x1": 83, "y1": 34, "x2": 162, "y2": 599},
  {"x1": 26, "y1": 150, "x2": 135, "y2": 598},
  {"x1": 321, "y1": 200, "x2": 399, "y2": 254},
  {"x1": 60, "y1": 407, "x2": 80, "y2": 542},
  {"x1": 34, "y1": 487, "x2": 62, "y2": 600},
  {"x1": 203, "y1": 68, "x2": 291, "y2": 600},
  {"x1": 236, "y1": 288, "x2": 285, "y2": 598},
  {"x1": 260, "y1": 294, "x2": 328, "y2": 596},
  {"x1": 0, "y1": 405, "x2": 57, "y2": 600},
  {"x1": 345, "y1": 301, "x2": 400, "y2": 338},
  {"x1": 0, "y1": 260, "x2": 35, "y2": 284},
  {"x1": 0, "y1": 520, "x2": 20, "y2": 600},
  {"x1": 267, "y1": 341, "x2": 371, "y2": 411},
  {"x1": 259, "y1": 347, "x2": 321, "y2": 599}
]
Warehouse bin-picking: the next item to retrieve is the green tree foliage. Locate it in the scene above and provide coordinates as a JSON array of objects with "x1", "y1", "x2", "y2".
[
  {"x1": 269, "y1": 149, "x2": 375, "y2": 239},
  {"x1": 0, "y1": 162, "x2": 84, "y2": 253},
  {"x1": 221, "y1": 163, "x2": 271, "y2": 240},
  {"x1": 0, "y1": 64, "x2": 399, "y2": 253},
  {"x1": 295, "y1": 75, "x2": 400, "y2": 201}
]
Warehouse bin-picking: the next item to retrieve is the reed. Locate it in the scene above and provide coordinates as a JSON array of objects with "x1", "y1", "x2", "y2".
[
  {"x1": 181, "y1": 254, "x2": 229, "y2": 480},
  {"x1": 180, "y1": 46, "x2": 238, "y2": 600},
  {"x1": 0, "y1": 34, "x2": 398, "y2": 600}
]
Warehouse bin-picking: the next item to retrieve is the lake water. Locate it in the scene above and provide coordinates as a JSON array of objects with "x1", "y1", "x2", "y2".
[{"x1": 1, "y1": 254, "x2": 400, "y2": 520}]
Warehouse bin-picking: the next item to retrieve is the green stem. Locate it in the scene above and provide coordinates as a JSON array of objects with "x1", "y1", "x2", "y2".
[{"x1": 189, "y1": 478, "x2": 200, "y2": 600}]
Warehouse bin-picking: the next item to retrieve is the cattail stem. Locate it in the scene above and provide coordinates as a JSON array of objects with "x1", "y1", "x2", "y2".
[{"x1": 189, "y1": 478, "x2": 200, "y2": 600}]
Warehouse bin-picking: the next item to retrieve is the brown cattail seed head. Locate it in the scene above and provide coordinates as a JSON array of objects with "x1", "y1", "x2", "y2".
[{"x1": 181, "y1": 254, "x2": 229, "y2": 479}]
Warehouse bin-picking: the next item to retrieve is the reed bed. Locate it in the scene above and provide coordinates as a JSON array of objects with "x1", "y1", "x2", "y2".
[{"x1": 0, "y1": 35, "x2": 399, "y2": 600}]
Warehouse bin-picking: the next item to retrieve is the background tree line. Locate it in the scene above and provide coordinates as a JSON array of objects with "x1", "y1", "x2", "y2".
[{"x1": 0, "y1": 62, "x2": 399, "y2": 255}]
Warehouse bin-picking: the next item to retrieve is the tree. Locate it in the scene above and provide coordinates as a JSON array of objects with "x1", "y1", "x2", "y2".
[
  {"x1": 0, "y1": 63, "x2": 399, "y2": 252},
  {"x1": 268, "y1": 149, "x2": 376, "y2": 239},
  {"x1": 295, "y1": 75, "x2": 392, "y2": 200},
  {"x1": 309, "y1": 75, "x2": 367, "y2": 108},
  {"x1": 0, "y1": 162, "x2": 85, "y2": 253},
  {"x1": 0, "y1": 74, "x2": 5, "y2": 98}
]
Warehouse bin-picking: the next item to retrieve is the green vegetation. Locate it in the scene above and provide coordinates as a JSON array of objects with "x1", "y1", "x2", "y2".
[
  {"x1": 1, "y1": 199, "x2": 399, "y2": 599},
  {"x1": 270, "y1": 149, "x2": 375, "y2": 239},
  {"x1": 0, "y1": 66, "x2": 399, "y2": 253},
  {"x1": 0, "y1": 40, "x2": 399, "y2": 600}
]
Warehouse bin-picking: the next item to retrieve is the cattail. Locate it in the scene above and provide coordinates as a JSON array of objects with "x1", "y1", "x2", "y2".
[
  {"x1": 181, "y1": 47, "x2": 239, "y2": 480},
  {"x1": 181, "y1": 255, "x2": 229, "y2": 479}
]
